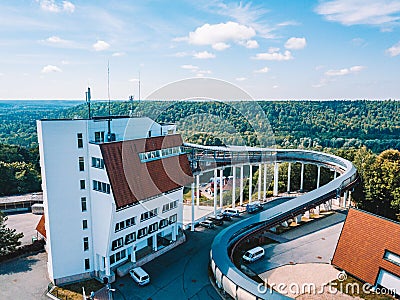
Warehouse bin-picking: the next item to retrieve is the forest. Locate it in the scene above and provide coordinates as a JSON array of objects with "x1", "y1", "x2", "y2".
[{"x1": 0, "y1": 99, "x2": 399, "y2": 220}]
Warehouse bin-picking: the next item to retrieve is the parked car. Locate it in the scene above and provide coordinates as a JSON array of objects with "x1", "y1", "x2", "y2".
[
  {"x1": 242, "y1": 246, "x2": 265, "y2": 263},
  {"x1": 217, "y1": 213, "x2": 231, "y2": 221},
  {"x1": 199, "y1": 220, "x2": 215, "y2": 229},
  {"x1": 246, "y1": 201, "x2": 263, "y2": 213},
  {"x1": 207, "y1": 216, "x2": 224, "y2": 226},
  {"x1": 223, "y1": 208, "x2": 241, "y2": 217},
  {"x1": 129, "y1": 267, "x2": 150, "y2": 286}
]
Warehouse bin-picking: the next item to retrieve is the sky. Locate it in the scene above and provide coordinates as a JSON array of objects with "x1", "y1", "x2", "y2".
[{"x1": 1, "y1": 0, "x2": 400, "y2": 100}]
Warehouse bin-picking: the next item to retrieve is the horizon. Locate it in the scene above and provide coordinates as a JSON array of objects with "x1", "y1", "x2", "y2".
[{"x1": 1, "y1": 1, "x2": 400, "y2": 100}]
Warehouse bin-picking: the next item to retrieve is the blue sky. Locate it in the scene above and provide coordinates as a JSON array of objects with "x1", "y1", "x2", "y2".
[{"x1": 1, "y1": 0, "x2": 400, "y2": 100}]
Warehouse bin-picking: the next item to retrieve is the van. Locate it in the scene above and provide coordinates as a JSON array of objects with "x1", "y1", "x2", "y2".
[
  {"x1": 246, "y1": 201, "x2": 262, "y2": 213},
  {"x1": 129, "y1": 267, "x2": 150, "y2": 285},
  {"x1": 223, "y1": 208, "x2": 240, "y2": 217},
  {"x1": 242, "y1": 246, "x2": 265, "y2": 263}
]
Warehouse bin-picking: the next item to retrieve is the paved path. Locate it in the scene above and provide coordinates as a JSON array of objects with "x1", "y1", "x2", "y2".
[
  {"x1": 112, "y1": 224, "x2": 232, "y2": 300},
  {"x1": 5, "y1": 212, "x2": 42, "y2": 245},
  {"x1": 0, "y1": 252, "x2": 49, "y2": 300}
]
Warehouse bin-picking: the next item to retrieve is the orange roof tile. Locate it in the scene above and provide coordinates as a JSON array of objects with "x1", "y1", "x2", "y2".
[
  {"x1": 332, "y1": 208, "x2": 400, "y2": 285},
  {"x1": 100, "y1": 134, "x2": 193, "y2": 209}
]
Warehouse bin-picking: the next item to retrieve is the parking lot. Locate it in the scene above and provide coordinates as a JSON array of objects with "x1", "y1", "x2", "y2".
[{"x1": 111, "y1": 213, "x2": 245, "y2": 300}]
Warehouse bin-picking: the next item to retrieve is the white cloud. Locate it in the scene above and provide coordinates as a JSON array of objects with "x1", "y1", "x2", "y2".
[
  {"x1": 62, "y1": 1, "x2": 75, "y2": 13},
  {"x1": 61, "y1": 60, "x2": 70, "y2": 65},
  {"x1": 315, "y1": 0, "x2": 400, "y2": 26},
  {"x1": 42, "y1": 35, "x2": 76, "y2": 48},
  {"x1": 197, "y1": 70, "x2": 212, "y2": 75},
  {"x1": 38, "y1": 0, "x2": 75, "y2": 13},
  {"x1": 386, "y1": 41, "x2": 400, "y2": 56},
  {"x1": 284, "y1": 37, "x2": 307, "y2": 50},
  {"x1": 181, "y1": 64, "x2": 199, "y2": 71},
  {"x1": 325, "y1": 65, "x2": 365, "y2": 76},
  {"x1": 272, "y1": 85, "x2": 279, "y2": 89},
  {"x1": 41, "y1": 65, "x2": 62, "y2": 73},
  {"x1": 212, "y1": 42, "x2": 230, "y2": 51},
  {"x1": 236, "y1": 77, "x2": 247, "y2": 81},
  {"x1": 244, "y1": 40, "x2": 259, "y2": 49},
  {"x1": 188, "y1": 21, "x2": 256, "y2": 50},
  {"x1": 254, "y1": 67, "x2": 270, "y2": 73},
  {"x1": 193, "y1": 51, "x2": 216, "y2": 59},
  {"x1": 93, "y1": 40, "x2": 110, "y2": 51},
  {"x1": 129, "y1": 78, "x2": 139, "y2": 82},
  {"x1": 253, "y1": 48, "x2": 293, "y2": 61},
  {"x1": 112, "y1": 52, "x2": 125, "y2": 57}
]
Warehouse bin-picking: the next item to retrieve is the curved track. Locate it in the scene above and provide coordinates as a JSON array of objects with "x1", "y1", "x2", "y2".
[{"x1": 184, "y1": 144, "x2": 358, "y2": 300}]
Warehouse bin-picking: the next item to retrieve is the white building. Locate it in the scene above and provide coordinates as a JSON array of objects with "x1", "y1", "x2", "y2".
[{"x1": 37, "y1": 116, "x2": 193, "y2": 285}]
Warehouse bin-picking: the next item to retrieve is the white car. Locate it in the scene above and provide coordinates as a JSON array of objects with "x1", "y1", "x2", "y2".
[{"x1": 129, "y1": 267, "x2": 150, "y2": 286}]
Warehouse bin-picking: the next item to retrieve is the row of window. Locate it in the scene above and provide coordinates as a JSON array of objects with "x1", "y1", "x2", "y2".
[
  {"x1": 140, "y1": 208, "x2": 158, "y2": 222},
  {"x1": 162, "y1": 200, "x2": 178, "y2": 213},
  {"x1": 93, "y1": 180, "x2": 111, "y2": 194},
  {"x1": 115, "y1": 217, "x2": 136, "y2": 232},
  {"x1": 111, "y1": 214, "x2": 178, "y2": 251},
  {"x1": 138, "y1": 146, "x2": 183, "y2": 163},
  {"x1": 110, "y1": 249, "x2": 126, "y2": 265},
  {"x1": 91, "y1": 157, "x2": 105, "y2": 169}
]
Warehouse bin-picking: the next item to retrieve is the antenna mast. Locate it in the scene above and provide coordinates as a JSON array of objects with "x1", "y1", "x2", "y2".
[
  {"x1": 85, "y1": 87, "x2": 91, "y2": 119},
  {"x1": 138, "y1": 71, "x2": 141, "y2": 102},
  {"x1": 107, "y1": 61, "x2": 111, "y2": 117}
]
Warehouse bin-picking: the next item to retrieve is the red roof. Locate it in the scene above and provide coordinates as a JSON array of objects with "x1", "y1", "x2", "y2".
[
  {"x1": 332, "y1": 208, "x2": 400, "y2": 285},
  {"x1": 100, "y1": 134, "x2": 193, "y2": 209},
  {"x1": 36, "y1": 214, "x2": 46, "y2": 239}
]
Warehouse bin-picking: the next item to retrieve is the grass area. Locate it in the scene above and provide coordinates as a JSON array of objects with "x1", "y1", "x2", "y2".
[
  {"x1": 51, "y1": 279, "x2": 104, "y2": 300},
  {"x1": 330, "y1": 275, "x2": 395, "y2": 300}
]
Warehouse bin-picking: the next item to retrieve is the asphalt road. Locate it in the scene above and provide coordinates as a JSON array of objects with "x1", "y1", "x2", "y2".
[{"x1": 111, "y1": 224, "x2": 228, "y2": 300}]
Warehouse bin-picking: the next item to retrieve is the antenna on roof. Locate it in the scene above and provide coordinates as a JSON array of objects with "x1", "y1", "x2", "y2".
[
  {"x1": 107, "y1": 60, "x2": 111, "y2": 117},
  {"x1": 138, "y1": 70, "x2": 141, "y2": 102},
  {"x1": 85, "y1": 87, "x2": 91, "y2": 119},
  {"x1": 106, "y1": 61, "x2": 115, "y2": 142},
  {"x1": 129, "y1": 94, "x2": 134, "y2": 117}
]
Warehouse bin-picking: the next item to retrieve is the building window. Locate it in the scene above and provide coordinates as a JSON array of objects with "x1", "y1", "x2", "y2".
[
  {"x1": 77, "y1": 133, "x2": 83, "y2": 148},
  {"x1": 91, "y1": 157, "x2": 104, "y2": 169},
  {"x1": 79, "y1": 157, "x2": 85, "y2": 171},
  {"x1": 111, "y1": 237, "x2": 124, "y2": 251},
  {"x1": 125, "y1": 232, "x2": 136, "y2": 245},
  {"x1": 84, "y1": 258, "x2": 90, "y2": 270},
  {"x1": 162, "y1": 200, "x2": 178, "y2": 213},
  {"x1": 81, "y1": 197, "x2": 87, "y2": 212},
  {"x1": 384, "y1": 250, "x2": 400, "y2": 266},
  {"x1": 95, "y1": 131, "x2": 105, "y2": 143},
  {"x1": 93, "y1": 180, "x2": 110, "y2": 194},
  {"x1": 148, "y1": 222, "x2": 158, "y2": 234},
  {"x1": 110, "y1": 249, "x2": 126, "y2": 266},
  {"x1": 114, "y1": 217, "x2": 135, "y2": 232},
  {"x1": 82, "y1": 219, "x2": 88, "y2": 230},
  {"x1": 83, "y1": 237, "x2": 89, "y2": 251},
  {"x1": 139, "y1": 146, "x2": 184, "y2": 163},
  {"x1": 140, "y1": 208, "x2": 158, "y2": 222},
  {"x1": 137, "y1": 228, "x2": 148, "y2": 239},
  {"x1": 169, "y1": 214, "x2": 177, "y2": 224},
  {"x1": 80, "y1": 180, "x2": 86, "y2": 190},
  {"x1": 159, "y1": 218, "x2": 169, "y2": 229}
]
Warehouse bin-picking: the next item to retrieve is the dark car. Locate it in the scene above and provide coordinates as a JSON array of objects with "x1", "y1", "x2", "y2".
[
  {"x1": 199, "y1": 220, "x2": 215, "y2": 229},
  {"x1": 217, "y1": 213, "x2": 231, "y2": 221},
  {"x1": 207, "y1": 216, "x2": 224, "y2": 226}
]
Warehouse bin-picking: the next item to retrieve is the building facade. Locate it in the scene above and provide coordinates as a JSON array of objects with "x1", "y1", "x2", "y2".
[
  {"x1": 332, "y1": 208, "x2": 400, "y2": 296},
  {"x1": 37, "y1": 116, "x2": 193, "y2": 284}
]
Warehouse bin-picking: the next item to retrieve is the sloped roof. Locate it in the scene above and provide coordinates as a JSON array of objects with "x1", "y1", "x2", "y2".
[
  {"x1": 36, "y1": 214, "x2": 46, "y2": 239},
  {"x1": 332, "y1": 208, "x2": 400, "y2": 285},
  {"x1": 100, "y1": 134, "x2": 193, "y2": 209}
]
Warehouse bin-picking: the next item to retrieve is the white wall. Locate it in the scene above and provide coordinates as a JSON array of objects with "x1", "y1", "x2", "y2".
[{"x1": 38, "y1": 119, "x2": 92, "y2": 281}]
